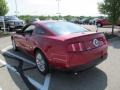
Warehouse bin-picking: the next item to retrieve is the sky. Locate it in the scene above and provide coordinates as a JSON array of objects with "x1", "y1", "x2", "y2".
[{"x1": 6, "y1": 0, "x2": 103, "y2": 16}]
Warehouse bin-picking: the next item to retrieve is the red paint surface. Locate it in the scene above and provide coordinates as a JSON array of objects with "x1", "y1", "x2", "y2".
[{"x1": 12, "y1": 21, "x2": 108, "y2": 70}]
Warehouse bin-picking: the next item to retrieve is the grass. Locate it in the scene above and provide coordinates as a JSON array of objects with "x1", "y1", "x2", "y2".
[
  {"x1": 103, "y1": 32, "x2": 117, "y2": 40},
  {"x1": 0, "y1": 30, "x2": 10, "y2": 38}
]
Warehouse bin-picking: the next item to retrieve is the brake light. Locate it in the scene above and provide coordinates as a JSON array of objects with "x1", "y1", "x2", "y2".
[
  {"x1": 78, "y1": 43, "x2": 83, "y2": 51},
  {"x1": 68, "y1": 43, "x2": 83, "y2": 52},
  {"x1": 71, "y1": 44, "x2": 76, "y2": 51}
]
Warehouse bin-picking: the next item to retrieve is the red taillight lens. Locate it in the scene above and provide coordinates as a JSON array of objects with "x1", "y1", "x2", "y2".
[{"x1": 68, "y1": 43, "x2": 83, "y2": 52}]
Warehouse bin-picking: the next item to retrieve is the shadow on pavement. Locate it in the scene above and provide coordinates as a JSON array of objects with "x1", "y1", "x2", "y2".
[
  {"x1": 108, "y1": 37, "x2": 120, "y2": 49},
  {"x1": 2, "y1": 54, "x2": 38, "y2": 90},
  {"x1": 1, "y1": 49, "x2": 45, "y2": 90},
  {"x1": 1, "y1": 48, "x2": 108, "y2": 90},
  {"x1": 50, "y1": 68, "x2": 107, "y2": 90}
]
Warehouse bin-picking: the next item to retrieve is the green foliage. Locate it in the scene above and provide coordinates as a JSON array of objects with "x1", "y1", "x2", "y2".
[
  {"x1": 98, "y1": 2, "x2": 107, "y2": 15},
  {"x1": 98, "y1": 0, "x2": 120, "y2": 34},
  {"x1": 19, "y1": 15, "x2": 59, "y2": 23},
  {"x1": 64, "y1": 15, "x2": 74, "y2": 21},
  {"x1": 19, "y1": 15, "x2": 32, "y2": 23},
  {"x1": 19, "y1": 15, "x2": 105, "y2": 24},
  {"x1": 39, "y1": 16, "x2": 48, "y2": 20},
  {"x1": 51, "y1": 16, "x2": 59, "y2": 20},
  {"x1": 0, "y1": 0, "x2": 9, "y2": 16},
  {"x1": 98, "y1": 0, "x2": 120, "y2": 24}
]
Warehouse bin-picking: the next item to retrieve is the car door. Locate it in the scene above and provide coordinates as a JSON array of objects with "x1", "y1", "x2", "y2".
[
  {"x1": 21, "y1": 24, "x2": 36, "y2": 54},
  {"x1": 14, "y1": 31, "x2": 26, "y2": 51},
  {"x1": 25, "y1": 25, "x2": 47, "y2": 55}
]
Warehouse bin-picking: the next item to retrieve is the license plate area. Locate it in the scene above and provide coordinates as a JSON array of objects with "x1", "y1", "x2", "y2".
[{"x1": 85, "y1": 38, "x2": 103, "y2": 50}]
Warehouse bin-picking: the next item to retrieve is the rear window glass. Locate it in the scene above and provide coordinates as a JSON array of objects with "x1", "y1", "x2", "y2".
[{"x1": 45, "y1": 22, "x2": 88, "y2": 35}]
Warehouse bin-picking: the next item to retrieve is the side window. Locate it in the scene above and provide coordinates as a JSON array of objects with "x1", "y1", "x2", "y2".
[
  {"x1": 24, "y1": 25, "x2": 35, "y2": 35},
  {"x1": 35, "y1": 27, "x2": 46, "y2": 35},
  {"x1": 4, "y1": 16, "x2": 8, "y2": 21}
]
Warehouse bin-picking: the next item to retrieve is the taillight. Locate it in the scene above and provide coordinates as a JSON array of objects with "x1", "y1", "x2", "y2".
[{"x1": 68, "y1": 43, "x2": 83, "y2": 52}]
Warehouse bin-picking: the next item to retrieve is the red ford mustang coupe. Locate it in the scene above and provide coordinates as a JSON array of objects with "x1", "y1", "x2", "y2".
[{"x1": 11, "y1": 21, "x2": 108, "y2": 74}]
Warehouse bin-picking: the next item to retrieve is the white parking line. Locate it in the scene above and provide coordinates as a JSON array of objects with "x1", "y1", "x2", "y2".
[
  {"x1": 0, "y1": 46, "x2": 51, "y2": 90},
  {"x1": 42, "y1": 74, "x2": 51, "y2": 90},
  {"x1": 1, "y1": 45, "x2": 12, "y2": 52},
  {"x1": 1, "y1": 45, "x2": 36, "y2": 66},
  {"x1": 0, "y1": 58, "x2": 43, "y2": 90},
  {"x1": 27, "y1": 76, "x2": 43, "y2": 89}
]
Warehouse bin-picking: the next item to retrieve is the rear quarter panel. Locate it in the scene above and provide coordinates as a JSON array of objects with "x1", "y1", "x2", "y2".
[{"x1": 33, "y1": 35, "x2": 68, "y2": 68}]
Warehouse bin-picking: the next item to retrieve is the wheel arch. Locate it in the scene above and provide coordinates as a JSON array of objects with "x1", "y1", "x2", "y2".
[
  {"x1": 34, "y1": 47, "x2": 50, "y2": 75},
  {"x1": 34, "y1": 47, "x2": 50, "y2": 65},
  {"x1": 34, "y1": 47, "x2": 47, "y2": 59}
]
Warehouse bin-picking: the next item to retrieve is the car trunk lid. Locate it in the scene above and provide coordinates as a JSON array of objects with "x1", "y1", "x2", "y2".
[{"x1": 62, "y1": 32, "x2": 107, "y2": 52}]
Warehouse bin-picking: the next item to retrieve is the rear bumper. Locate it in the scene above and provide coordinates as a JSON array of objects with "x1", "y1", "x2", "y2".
[
  {"x1": 49, "y1": 45, "x2": 108, "y2": 71},
  {"x1": 67, "y1": 54, "x2": 107, "y2": 71},
  {"x1": 67, "y1": 44, "x2": 107, "y2": 66}
]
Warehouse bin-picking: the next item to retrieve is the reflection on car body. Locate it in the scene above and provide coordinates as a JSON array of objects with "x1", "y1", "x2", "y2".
[{"x1": 11, "y1": 20, "x2": 108, "y2": 75}]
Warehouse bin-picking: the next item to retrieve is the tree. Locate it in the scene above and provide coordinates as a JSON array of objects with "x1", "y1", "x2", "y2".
[
  {"x1": 64, "y1": 15, "x2": 73, "y2": 21},
  {"x1": 98, "y1": 0, "x2": 120, "y2": 34},
  {"x1": 0, "y1": 0, "x2": 9, "y2": 16}
]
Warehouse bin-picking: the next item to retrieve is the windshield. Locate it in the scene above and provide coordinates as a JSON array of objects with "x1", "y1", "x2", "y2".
[
  {"x1": 5, "y1": 16, "x2": 19, "y2": 20},
  {"x1": 45, "y1": 22, "x2": 88, "y2": 35}
]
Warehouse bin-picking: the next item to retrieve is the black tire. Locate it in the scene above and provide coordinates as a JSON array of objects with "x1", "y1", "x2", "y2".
[
  {"x1": 35, "y1": 50, "x2": 49, "y2": 75},
  {"x1": 97, "y1": 23, "x2": 102, "y2": 27},
  {"x1": 7, "y1": 25, "x2": 13, "y2": 32},
  {"x1": 7, "y1": 25, "x2": 10, "y2": 32},
  {"x1": 12, "y1": 39, "x2": 18, "y2": 51}
]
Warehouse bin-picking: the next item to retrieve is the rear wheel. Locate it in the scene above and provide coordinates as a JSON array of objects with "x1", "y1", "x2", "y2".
[
  {"x1": 35, "y1": 50, "x2": 49, "y2": 75},
  {"x1": 7, "y1": 25, "x2": 14, "y2": 32},
  {"x1": 97, "y1": 23, "x2": 102, "y2": 27}
]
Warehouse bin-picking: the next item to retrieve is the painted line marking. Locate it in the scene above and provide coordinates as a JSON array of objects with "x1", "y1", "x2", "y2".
[
  {"x1": 1, "y1": 45, "x2": 36, "y2": 66},
  {"x1": 1, "y1": 46, "x2": 51, "y2": 90},
  {"x1": 0, "y1": 58, "x2": 43, "y2": 90},
  {"x1": 26, "y1": 76, "x2": 43, "y2": 90},
  {"x1": 1, "y1": 45, "x2": 12, "y2": 52},
  {"x1": 42, "y1": 74, "x2": 51, "y2": 90}
]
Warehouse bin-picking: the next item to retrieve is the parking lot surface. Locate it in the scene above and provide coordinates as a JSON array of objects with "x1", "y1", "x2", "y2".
[
  {"x1": 0, "y1": 28, "x2": 120, "y2": 90},
  {"x1": 80, "y1": 25, "x2": 120, "y2": 33}
]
